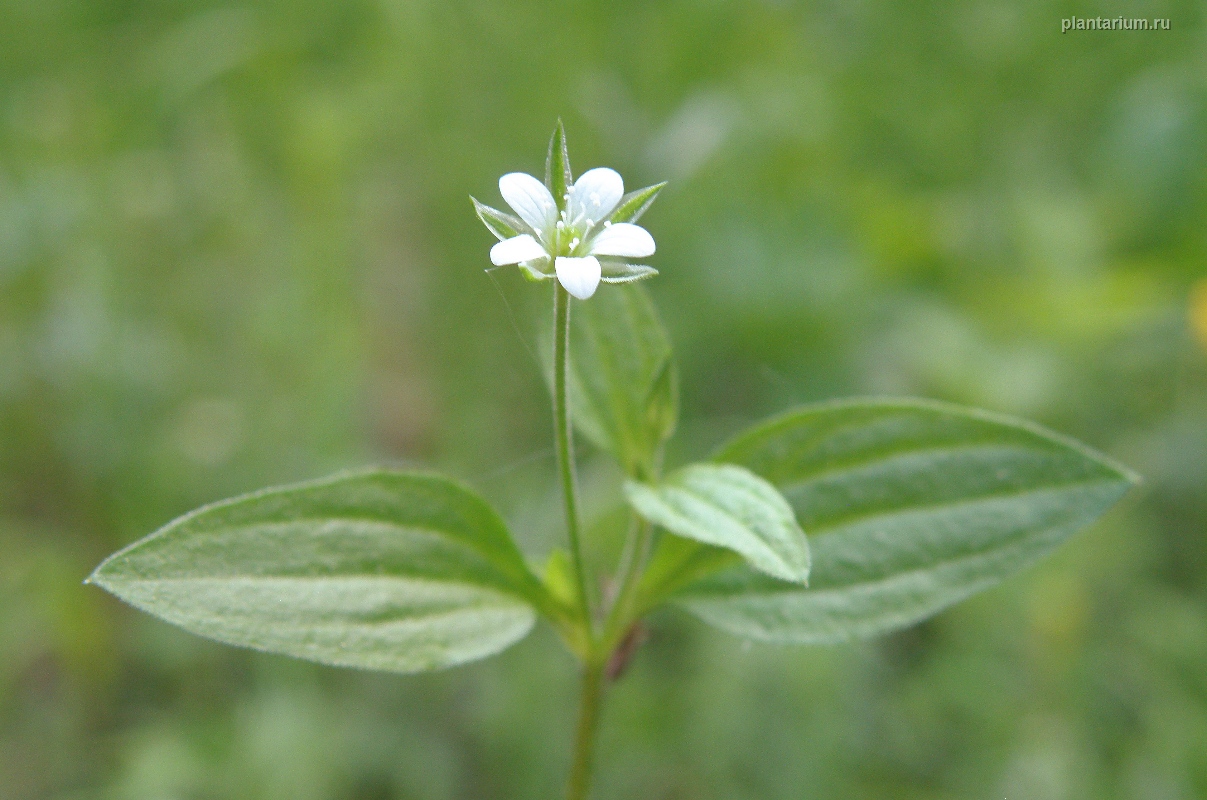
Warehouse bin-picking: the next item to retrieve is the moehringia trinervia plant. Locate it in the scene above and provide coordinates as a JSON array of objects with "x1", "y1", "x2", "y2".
[{"x1": 88, "y1": 121, "x2": 1138, "y2": 800}]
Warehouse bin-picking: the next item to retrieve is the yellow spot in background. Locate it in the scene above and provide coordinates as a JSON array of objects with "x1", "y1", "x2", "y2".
[{"x1": 1191, "y1": 278, "x2": 1207, "y2": 351}]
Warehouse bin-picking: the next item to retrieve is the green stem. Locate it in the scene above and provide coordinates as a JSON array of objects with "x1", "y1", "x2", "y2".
[
  {"x1": 600, "y1": 517, "x2": 653, "y2": 651},
  {"x1": 565, "y1": 662, "x2": 606, "y2": 800},
  {"x1": 554, "y1": 282, "x2": 593, "y2": 628}
]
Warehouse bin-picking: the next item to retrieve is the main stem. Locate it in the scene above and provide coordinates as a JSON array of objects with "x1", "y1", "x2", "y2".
[
  {"x1": 553, "y1": 283, "x2": 592, "y2": 628},
  {"x1": 565, "y1": 662, "x2": 606, "y2": 800}
]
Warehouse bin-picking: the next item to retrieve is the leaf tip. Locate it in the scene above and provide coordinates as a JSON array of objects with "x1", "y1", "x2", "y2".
[
  {"x1": 1120, "y1": 464, "x2": 1144, "y2": 487},
  {"x1": 83, "y1": 567, "x2": 111, "y2": 592}
]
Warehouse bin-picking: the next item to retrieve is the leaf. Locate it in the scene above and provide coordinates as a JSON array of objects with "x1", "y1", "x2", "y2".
[
  {"x1": 609, "y1": 182, "x2": 666, "y2": 225},
  {"x1": 635, "y1": 535, "x2": 741, "y2": 611},
  {"x1": 542, "y1": 548, "x2": 578, "y2": 609},
  {"x1": 625, "y1": 464, "x2": 810, "y2": 583},
  {"x1": 542, "y1": 284, "x2": 678, "y2": 478},
  {"x1": 545, "y1": 119, "x2": 573, "y2": 211},
  {"x1": 88, "y1": 470, "x2": 557, "y2": 673},
  {"x1": 653, "y1": 398, "x2": 1138, "y2": 643},
  {"x1": 644, "y1": 355, "x2": 678, "y2": 447}
]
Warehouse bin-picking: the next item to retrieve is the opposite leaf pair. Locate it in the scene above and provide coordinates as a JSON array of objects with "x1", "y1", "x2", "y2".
[{"x1": 88, "y1": 393, "x2": 1136, "y2": 671}]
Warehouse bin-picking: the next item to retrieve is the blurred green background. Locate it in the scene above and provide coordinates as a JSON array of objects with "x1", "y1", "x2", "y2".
[{"x1": 2, "y1": 0, "x2": 1206, "y2": 797}]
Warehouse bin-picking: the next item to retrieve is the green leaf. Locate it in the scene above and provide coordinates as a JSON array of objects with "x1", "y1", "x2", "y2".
[
  {"x1": 88, "y1": 470, "x2": 556, "y2": 673},
  {"x1": 625, "y1": 464, "x2": 810, "y2": 583},
  {"x1": 543, "y1": 284, "x2": 678, "y2": 478},
  {"x1": 634, "y1": 535, "x2": 741, "y2": 612},
  {"x1": 542, "y1": 548, "x2": 579, "y2": 610},
  {"x1": 472, "y1": 196, "x2": 530, "y2": 242},
  {"x1": 654, "y1": 398, "x2": 1138, "y2": 643},
  {"x1": 644, "y1": 355, "x2": 678, "y2": 446},
  {"x1": 545, "y1": 119, "x2": 573, "y2": 211},
  {"x1": 599, "y1": 260, "x2": 658, "y2": 285},
  {"x1": 608, "y1": 182, "x2": 666, "y2": 225}
]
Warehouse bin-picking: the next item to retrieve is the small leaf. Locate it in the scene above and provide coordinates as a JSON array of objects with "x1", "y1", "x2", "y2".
[
  {"x1": 657, "y1": 398, "x2": 1137, "y2": 643},
  {"x1": 635, "y1": 536, "x2": 740, "y2": 612},
  {"x1": 609, "y1": 182, "x2": 666, "y2": 225},
  {"x1": 541, "y1": 285, "x2": 678, "y2": 478},
  {"x1": 472, "y1": 197, "x2": 530, "y2": 242},
  {"x1": 599, "y1": 261, "x2": 659, "y2": 284},
  {"x1": 626, "y1": 464, "x2": 810, "y2": 583},
  {"x1": 542, "y1": 548, "x2": 578, "y2": 609},
  {"x1": 88, "y1": 471, "x2": 556, "y2": 673},
  {"x1": 545, "y1": 119, "x2": 573, "y2": 211},
  {"x1": 644, "y1": 355, "x2": 678, "y2": 446}
]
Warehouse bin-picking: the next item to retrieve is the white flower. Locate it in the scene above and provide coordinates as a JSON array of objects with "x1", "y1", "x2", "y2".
[{"x1": 474, "y1": 163, "x2": 663, "y2": 300}]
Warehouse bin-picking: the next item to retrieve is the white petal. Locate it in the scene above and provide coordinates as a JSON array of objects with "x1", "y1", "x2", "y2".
[
  {"x1": 490, "y1": 234, "x2": 548, "y2": 266},
  {"x1": 499, "y1": 173, "x2": 557, "y2": 234},
  {"x1": 555, "y1": 256, "x2": 602, "y2": 300},
  {"x1": 567, "y1": 167, "x2": 623, "y2": 222},
  {"x1": 587, "y1": 223, "x2": 655, "y2": 258}
]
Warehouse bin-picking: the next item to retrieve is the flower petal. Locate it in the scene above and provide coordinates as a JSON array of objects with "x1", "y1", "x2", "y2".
[
  {"x1": 568, "y1": 168, "x2": 624, "y2": 223},
  {"x1": 490, "y1": 234, "x2": 548, "y2": 266},
  {"x1": 555, "y1": 256, "x2": 602, "y2": 300},
  {"x1": 499, "y1": 173, "x2": 557, "y2": 234},
  {"x1": 587, "y1": 223, "x2": 656, "y2": 258}
]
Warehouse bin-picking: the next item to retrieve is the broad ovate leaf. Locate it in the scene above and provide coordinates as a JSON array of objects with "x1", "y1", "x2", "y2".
[
  {"x1": 88, "y1": 471, "x2": 554, "y2": 673},
  {"x1": 625, "y1": 464, "x2": 809, "y2": 583},
  {"x1": 654, "y1": 398, "x2": 1138, "y2": 643}
]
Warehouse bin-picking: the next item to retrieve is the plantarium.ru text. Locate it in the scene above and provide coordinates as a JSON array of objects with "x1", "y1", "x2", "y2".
[{"x1": 88, "y1": 122, "x2": 1138, "y2": 800}]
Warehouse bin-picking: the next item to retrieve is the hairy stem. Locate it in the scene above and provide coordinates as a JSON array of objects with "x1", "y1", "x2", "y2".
[
  {"x1": 565, "y1": 662, "x2": 606, "y2": 800},
  {"x1": 554, "y1": 282, "x2": 593, "y2": 628}
]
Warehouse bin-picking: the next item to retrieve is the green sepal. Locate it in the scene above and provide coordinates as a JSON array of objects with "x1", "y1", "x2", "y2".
[
  {"x1": 599, "y1": 260, "x2": 659, "y2": 284},
  {"x1": 517, "y1": 259, "x2": 555, "y2": 282},
  {"x1": 608, "y1": 182, "x2": 666, "y2": 225},
  {"x1": 472, "y1": 196, "x2": 531, "y2": 242},
  {"x1": 545, "y1": 119, "x2": 573, "y2": 212}
]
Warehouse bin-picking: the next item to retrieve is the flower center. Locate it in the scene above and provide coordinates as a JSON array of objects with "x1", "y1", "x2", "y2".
[{"x1": 552, "y1": 208, "x2": 592, "y2": 256}]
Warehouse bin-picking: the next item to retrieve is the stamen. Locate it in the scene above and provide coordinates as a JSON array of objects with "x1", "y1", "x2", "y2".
[{"x1": 603, "y1": 221, "x2": 612, "y2": 227}]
